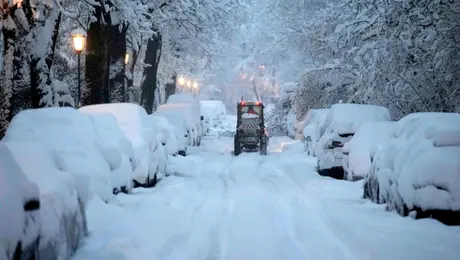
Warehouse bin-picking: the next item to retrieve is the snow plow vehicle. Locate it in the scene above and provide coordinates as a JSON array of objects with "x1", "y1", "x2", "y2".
[{"x1": 234, "y1": 100, "x2": 269, "y2": 156}]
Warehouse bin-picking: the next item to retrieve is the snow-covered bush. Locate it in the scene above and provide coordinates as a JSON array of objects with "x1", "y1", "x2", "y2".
[
  {"x1": 302, "y1": 108, "x2": 329, "y2": 156},
  {"x1": 0, "y1": 142, "x2": 40, "y2": 260},
  {"x1": 365, "y1": 112, "x2": 460, "y2": 224},
  {"x1": 79, "y1": 103, "x2": 165, "y2": 187},
  {"x1": 3, "y1": 141, "x2": 87, "y2": 259},
  {"x1": 200, "y1": 100, "x2": 226, "y2": 128},
  {"x1": 317, "y1": 103, "x2": 391, "y2": 179},
  {"x1": 342, "y1": 121, "x2": 394, "y2": 181},
  {"x1": 4, "y1": 107, "x2": 114, "y2": 204}
]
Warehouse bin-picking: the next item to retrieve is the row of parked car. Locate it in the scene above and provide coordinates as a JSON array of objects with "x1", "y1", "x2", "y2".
[
  {"x1": 294, "y1": 103, "x2": 460, "y2": 224},
  {"x1": 0, "y1": 93, "x2": 209, "y2": 259}
]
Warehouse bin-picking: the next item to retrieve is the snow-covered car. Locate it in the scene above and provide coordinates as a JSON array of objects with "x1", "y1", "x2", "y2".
[
  {"x1": 79, "y1": 103, "x2": 165, "y2": 188},
  {"x1": 342, "y1": 121, "x2": 394, "y2": 181},
  {"x1": 149, "y1": 115, "x2": 183, "y2": 156},
  {"x1": 317, "y1": 103, "x2": 391, "y2": 179},
  {"x1": 301, "y1": 108, "x2": 329, "y2": 156},
  {"x1": 153, "y1": 107, "x2": 190, "y2": 152},
  {"x1": 0, "y1": 142, "x2": 41, "y2": 260},
  {"x1": 84, "y1": 113, "x2": 134, "y2": 194},
  {"x1": 4, "y1": 107, "x2": 114, "y2": 203},
  {"x1": 166, "y1": 93, "x2": 203, "y2": 141},
  {"x1": 364, "y1": 112, "x2": 460, "y2": 224},
  {"x1": 286, "y1": 109, "x2": 296, "y2": 139},
  {"x1": 3, "y1": 141, "x2": 87, "y2": 259},
  {"x1": 200, "y1": 100, "x2": 226, "y2": 127},
  {"x1": 156, "y1": 103, "x2": 200, "y2": 146}
]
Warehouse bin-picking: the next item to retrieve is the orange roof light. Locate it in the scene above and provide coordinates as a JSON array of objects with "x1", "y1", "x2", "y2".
[
  {"x1": 241, "y1": 101, "x2": 246, "y2": 105},
  {"x1": 255, "y1": 101, "x2": 261, "y2": 106}
]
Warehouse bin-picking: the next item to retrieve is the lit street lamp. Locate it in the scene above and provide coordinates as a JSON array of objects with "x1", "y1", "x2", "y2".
[
  {"x1": 71, "y1": 28, "x2": 86, "y2": 107},
  {"x1": 186, "y1": 80, "x2": 192, "y2": 89},
  {"x1": 125, "y1": 53, "x2": 130, "y2": 65}
]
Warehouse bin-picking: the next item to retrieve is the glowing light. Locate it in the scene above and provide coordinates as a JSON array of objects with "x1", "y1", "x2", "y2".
[
  {"x1": 177, "y1": 76, "x2": 186, "y2": 86},
  {"x1": 125, "y1": 53, "x2": 129, "y2": 65},
  {"x1": 186, "y1": 80, "x2": 192, "y2": 88},
  {"x1": 72, "y1": 34, "x2": 85, "y2": 53},
  {"x1": 192, "y1": 81, "x2": 198, "y2": 89}
]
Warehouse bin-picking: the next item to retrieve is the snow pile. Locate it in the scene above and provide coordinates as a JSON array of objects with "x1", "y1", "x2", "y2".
[
  {"x1": 0, "y1": 142, "x2": 40, "y2": 260},
  {"x1": 317, "y1": 104, "x2": 391, "y2": 173},
  {"x1": 301, "y1": 109, "x2": 329, "y2": 156},
  {"x1": 200, "y1": 100, "x2": 226, "y2": 127},
  {"x1": 3, "y1": 141, "x2": 86, "y2": 259},
  {"x1": 85, "y1": 113, "x2": 134, "y2": 193},
  {"x1": 4, "y1": 107, "x2": 113, "y2": 204},
  {"x1": 79, "y1": 103, "x2": 166, "y2": 187},
  {"x1": 342, "y1": 121, "x2": 394, "y2": 181},
  {"x1": 366, "y1": 112, "x2": 460, "y2": 223}
]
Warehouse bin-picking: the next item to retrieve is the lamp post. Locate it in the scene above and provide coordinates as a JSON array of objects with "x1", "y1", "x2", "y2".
[
  {"x1": 71, "y1": 29, "x2": 86, "y2": 107},
  {"x1": 124, "y1": 53, "x2": 129, "y2": 102}
]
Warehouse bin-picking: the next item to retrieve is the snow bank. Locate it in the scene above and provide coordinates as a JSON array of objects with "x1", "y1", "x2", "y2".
[
  {"x1": 3, "y1": 141, "x2": 86, "y2": 258},
  {"x1": 0, "y1": 142, "x2": 40, "y2": 260},
  {"x1": 4, "y1": 107, "x2": 113, "y2": 204},
  {"x1": 280, "y1": 82, "x2": 297, "y2": 100},
  {"x1": 366, "y1": 112, "x2": 460, "y2": 223},
  {"x1": 200, "y1": 100, "x2": 226, "y2": 127},
  {"x1": 79, "y1": 103, "x2": 161, "y2": 187},
  {"x1": 342, "y1": 121, "x2": 394, "y2": 180}
]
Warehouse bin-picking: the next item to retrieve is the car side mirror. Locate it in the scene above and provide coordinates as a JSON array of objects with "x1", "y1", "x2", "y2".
[
  {"x1": 24, "y1": 199, "x2": 40, "y2": 211},
  {"x1": 200, "y1": 116, "x2": 204, "y2": 121}
]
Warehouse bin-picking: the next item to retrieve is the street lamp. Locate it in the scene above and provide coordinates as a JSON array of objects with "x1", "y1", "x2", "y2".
[
  {"x1": 125, "y1": 53, "x2": 129, "y2": 65},
  {"x1": 71, "y1": 28, "x2": 86, "y2": 107},
  {"x1": 177, "y1": 76, "x2": 186, "y2": 86},
  {"x1": 186, "y1": 80, "x2": 192, "y2": 89}
]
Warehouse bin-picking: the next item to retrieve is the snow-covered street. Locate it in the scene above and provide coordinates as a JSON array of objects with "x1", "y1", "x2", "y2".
[{"x1": 73, "y1": 136, "x2": 460, "y2": 260}]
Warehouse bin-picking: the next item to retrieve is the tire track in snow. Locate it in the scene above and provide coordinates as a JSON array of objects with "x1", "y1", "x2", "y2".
[
  {"x1": 281, "y1": 163, "x2": 367, "y2": 260},
  {"x1": 257, "y1": 160, "x2": 308, "y2": 260},
  {"x1": 205, "y1": 158, "x2": 235, "y2": 260}
]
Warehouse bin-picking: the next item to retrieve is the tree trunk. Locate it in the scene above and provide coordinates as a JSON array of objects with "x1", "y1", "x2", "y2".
[
  {"x1": 140, "y1": 32, "x2": 162, "y2": 114},
  {"x1": 83, "y1": 16, "x2": 110, "y2": 105},
  {"x1": 0, "y1": 16, "x2": 17, "y2": 138},
  {"x1": 108, "y1": 24, "x2": 127, "y2": 103}
]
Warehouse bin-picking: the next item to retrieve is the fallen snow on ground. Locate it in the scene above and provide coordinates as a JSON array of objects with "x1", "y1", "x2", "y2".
[{"x1": 73, "y1": 136, "x2": 460, "y2": 260}]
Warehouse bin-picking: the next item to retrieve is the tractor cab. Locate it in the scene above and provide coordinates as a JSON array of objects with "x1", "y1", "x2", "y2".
[{"x1": 234, "y1": 101, "x2": 268, "y2": 155}]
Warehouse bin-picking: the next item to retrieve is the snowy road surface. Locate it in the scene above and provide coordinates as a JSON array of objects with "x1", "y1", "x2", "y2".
[{"x1": 73, "y1": 136, "x2": 460, "y2": 260}]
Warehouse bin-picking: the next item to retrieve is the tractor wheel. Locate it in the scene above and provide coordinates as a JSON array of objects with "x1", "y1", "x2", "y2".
[
  {"x1": 234, "y1": 134, "x2": 241, "y2": 156},
  {"x1": 259, "y1": 136, "x2": 267, "y2": 155}
]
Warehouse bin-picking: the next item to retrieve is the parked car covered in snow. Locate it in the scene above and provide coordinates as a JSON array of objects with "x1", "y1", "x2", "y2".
[
  {"x1": 317, "y1": 103, "x2": 391, "y2": 179},
  {"x1": 364, "y1": 112, "x2": 460, "y2": 224},
  {"x1": 166, "y1": 93, "x2": 204, "y2": 141},
  {"x1": 157, "y1": 103, "x2": 201, "y2": 146},
  {"x1": 342, "y1": 121, "x2": 394, "y2": 181},
  {"x1": 149, "y1": 115, "x2": 185, "y2": 156},
  {"x1": 0, "y1": 143, "x2": 41, "y2": 260},
  {"x1": 3, "y1": 141, "x2": 87, "y2": 259},
  {"x1": 153, "y1": 107, "x2": 191, "y2": 153},
  {"x1": 79, "y1": 103, "x2": 167, "y2": 188},
  {"x1": 302, "y1": 108, "x2": 329, "y2": 156},
  {"x1": 5, "y1": 107, "x2": 115, "y2": 203}
]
